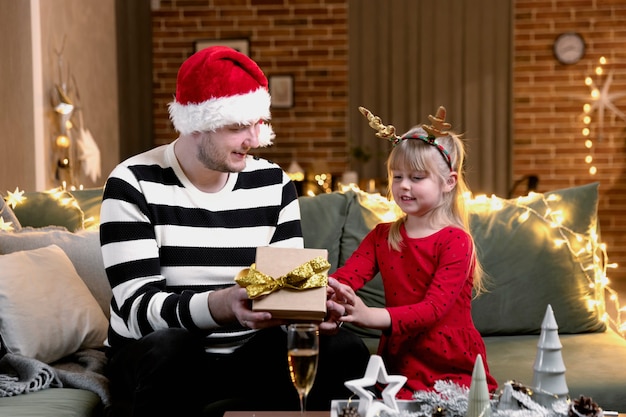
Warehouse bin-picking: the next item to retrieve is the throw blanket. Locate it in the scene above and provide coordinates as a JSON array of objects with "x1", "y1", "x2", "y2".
[{"x1": 0, "y1": 348, "x2": 110, "y2": 406}]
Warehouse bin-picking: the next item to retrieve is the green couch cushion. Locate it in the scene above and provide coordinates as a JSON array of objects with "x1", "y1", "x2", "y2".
[
  {"x1": 298, "y1": 192, "x2": 349, "y2": 273},
  {"x1": 0, "y1": 388, "x2": 102, "y2": 417},
  {"x1": 11, "y1": 188, "x2": 103, "y2": 232},
  {"x1": 470, "y1": 182, "x2": 605, "y2": 335}
]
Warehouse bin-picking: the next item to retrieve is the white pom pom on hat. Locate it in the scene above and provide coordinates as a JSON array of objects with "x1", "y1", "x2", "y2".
[{"x1": 168, "y1": 46, "x2": 275, "y2": 147}]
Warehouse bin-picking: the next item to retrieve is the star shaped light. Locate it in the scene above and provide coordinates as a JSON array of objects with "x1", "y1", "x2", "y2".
[
  {"x1": 5, "y1": 187, "x2": 26, "y2": 209},
  {"x1": 343, "y1": 354, "x2": 407, "y2": 417},
  {"x1": 0, "y1": 216, "x2": 14, "y2": 231},
  {"x1": 584, "y1": 69, "x2": 626, "y2": 141}
]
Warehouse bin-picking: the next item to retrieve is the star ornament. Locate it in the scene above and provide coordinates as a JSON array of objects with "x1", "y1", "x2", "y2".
[
  {"x1": 343, "y1": 354, "x2": 407, "y2": 417},
  {"x1": 0, "y1": 217, "x2": 14, "y2": 231},
  {"x1": 584, "y1": 70, "x2": 626, "y2": 140},
  {"x1": 5, "y1": 187, "x2": 26, "y2": 209}
]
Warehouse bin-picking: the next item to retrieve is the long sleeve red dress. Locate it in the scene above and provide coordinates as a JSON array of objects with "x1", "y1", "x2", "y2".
[{"x1": 332, "y1": 222, "x2": 498, "y2": 398}]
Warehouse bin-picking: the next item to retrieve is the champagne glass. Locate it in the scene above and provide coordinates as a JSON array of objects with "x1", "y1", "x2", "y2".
[{"x1": 287, "y1": 323, "x2": 319, "y2": 415}]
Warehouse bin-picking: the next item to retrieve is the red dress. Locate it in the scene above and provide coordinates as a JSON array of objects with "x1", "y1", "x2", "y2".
[{"x1": 332, "y1": 223, "x2": 498, "y2": 398}]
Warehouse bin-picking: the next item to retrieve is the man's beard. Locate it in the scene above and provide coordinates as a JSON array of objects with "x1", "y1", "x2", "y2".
[{"x1": 197, "y1": 137, "x2": 246, "y2": 173}]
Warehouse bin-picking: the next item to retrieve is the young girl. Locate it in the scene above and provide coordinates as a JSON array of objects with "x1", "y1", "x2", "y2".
[{"x1": 332, "y1": 106, "x2": 498, "y2": 398}]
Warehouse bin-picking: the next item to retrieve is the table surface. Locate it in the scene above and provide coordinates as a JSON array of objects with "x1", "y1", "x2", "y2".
[
  {"x1": 224, "y1": 412, "x2": 328, "y2": 417},
  {"x1": 224, "y1": 412, "x2": 625, "y2": 417}
]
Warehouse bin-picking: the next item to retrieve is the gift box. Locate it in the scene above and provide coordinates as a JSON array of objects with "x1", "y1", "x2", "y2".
[{"x1": 248, "y1": 246, "x2": 328, "y2": 321}]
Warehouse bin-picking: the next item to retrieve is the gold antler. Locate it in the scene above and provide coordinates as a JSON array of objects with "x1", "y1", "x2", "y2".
[
  {"x1": 358, "y1": 106, "x2": 399, "y2": 140},
  {"x1": 422, "y1": 106, "x2": 451, "y2": 137}
]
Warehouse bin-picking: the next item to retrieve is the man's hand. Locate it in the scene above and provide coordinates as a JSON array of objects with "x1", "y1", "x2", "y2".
[{"x1": 208, "y1": 286, "x2": 287, "y2": 329}]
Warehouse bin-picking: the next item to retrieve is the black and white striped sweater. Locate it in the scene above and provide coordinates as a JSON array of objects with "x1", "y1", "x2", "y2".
[{"x1": 99, "y1": 141, "x2": 303, "y2": 353}]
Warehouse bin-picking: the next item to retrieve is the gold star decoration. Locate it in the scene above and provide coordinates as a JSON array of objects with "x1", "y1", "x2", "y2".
[{"x1": 5, "y1": 187, "x2": 26, "y2": 209}]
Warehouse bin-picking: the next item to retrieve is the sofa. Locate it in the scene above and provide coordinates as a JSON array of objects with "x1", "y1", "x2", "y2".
[{"x1": 0, "y1": 182, "x2": 625, "y2": 416}]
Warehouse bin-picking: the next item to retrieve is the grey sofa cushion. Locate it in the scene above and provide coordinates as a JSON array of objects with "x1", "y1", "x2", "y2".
[
  {"x1": 11, "y1": 188, "x2": 103, "y2": 232},
  {"x1": 0, "y1": 227, "x2": 111, "y2": 317}
]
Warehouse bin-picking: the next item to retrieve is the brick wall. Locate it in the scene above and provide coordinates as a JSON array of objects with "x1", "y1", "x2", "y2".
[
  {"x1": 152, "y1": 0, "x2": 626, "y2": 289},
  {"x1": 151, "y1": 0, "x2": 350, "y2": 176},
  {"x1": 514, "y1": 0, "x2": 626, "y2": 290}
]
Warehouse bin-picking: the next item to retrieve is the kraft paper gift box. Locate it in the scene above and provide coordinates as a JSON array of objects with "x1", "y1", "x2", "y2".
[{"x1": 250, "y1": 246, "x2": 328, "y2": 321}]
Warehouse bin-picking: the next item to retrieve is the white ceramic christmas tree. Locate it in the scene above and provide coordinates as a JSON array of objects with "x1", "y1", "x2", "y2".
[
  {"x1": 496, "y1": 382, "x2": 521, "y2": 411},
  {"x1": 532, "y1": 304, "x2": 569, "y2": 405},
  {"x1": 467, "y1": 354, "x2": 491, "y2": 417}
]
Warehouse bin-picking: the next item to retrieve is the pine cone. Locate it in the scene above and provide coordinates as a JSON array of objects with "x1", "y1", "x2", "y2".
[
  {"x1": 569, "y1": 395, "x2": 602, "y2": 417},
  {"x1": 432, "y1": 405, "x2": 446, "y2": 417},
  {"x1": 338, "y1": 404, "x2": 360, "y2": 417}
]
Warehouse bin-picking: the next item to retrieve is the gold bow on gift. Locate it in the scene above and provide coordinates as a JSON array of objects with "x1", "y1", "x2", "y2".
[{"x1": 235, "y1": 256, "x2": 330, "y2": 299}]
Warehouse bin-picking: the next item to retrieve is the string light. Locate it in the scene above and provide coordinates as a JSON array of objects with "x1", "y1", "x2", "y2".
[
  {"x1": 582, "y1": 56, "x2": 626, "y2": 176},
  {"x1": 344, "y1": 185, "x2": 625, "y2": 336},
  {"x1": 5, "y1": 187, "x2": 26, "y2": 209},
  {"x1": 3, "y1": 184, "x2": 624, "y2": 336},
  {"x1": 2, "y1": 186, "x2": 97, "y2": 230},
  {"x1": 467, "y1": 191, "x2": 624, "y2": 336}
]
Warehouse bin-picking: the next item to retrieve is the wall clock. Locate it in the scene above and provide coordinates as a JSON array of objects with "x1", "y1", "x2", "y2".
[{"x1": 553, "y1": 32, "x2": 585, "y2": 65}]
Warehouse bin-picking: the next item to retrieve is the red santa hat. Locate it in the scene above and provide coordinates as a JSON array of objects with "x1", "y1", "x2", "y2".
[{"x1": 168, "y1": 46, "x2": 274, "y2": 146}]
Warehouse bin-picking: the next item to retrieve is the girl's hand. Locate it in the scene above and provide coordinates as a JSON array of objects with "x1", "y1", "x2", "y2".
[
  {"x1": 319, "y1": 278, "x2": 355, "y2": 334},
  {"x1": 343, "y1": 295, "x2": 392, "y2": 331}
]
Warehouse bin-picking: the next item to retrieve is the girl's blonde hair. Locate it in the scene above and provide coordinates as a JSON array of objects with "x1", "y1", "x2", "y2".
[{"x1": 386, "y1": 126, "x2": 486, "y2": 295}]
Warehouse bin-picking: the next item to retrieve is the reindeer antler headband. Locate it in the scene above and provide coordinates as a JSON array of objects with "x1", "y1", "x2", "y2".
[{"x1": 358, "y1": 106, "x2": 453, "y2": 171}]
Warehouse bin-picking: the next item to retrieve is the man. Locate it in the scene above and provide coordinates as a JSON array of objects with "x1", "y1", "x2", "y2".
[{"x1": 100, "y1": 46, "x2": 369, "y2": 417}]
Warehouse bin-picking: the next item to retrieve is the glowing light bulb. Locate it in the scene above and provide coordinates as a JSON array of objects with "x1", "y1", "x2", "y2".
[
  {"x1": 518, "y1": 211, "x2": 530, "y2": 223},
  {"x1": 56, "y1": 135, "x2": 70, "y2": 148},
  {"x1": 585, "y1": 140, "x2": 593, "y2": 148}
]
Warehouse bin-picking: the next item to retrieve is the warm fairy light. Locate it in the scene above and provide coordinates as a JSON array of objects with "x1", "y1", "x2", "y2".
[
  {"x1": 5, "y1": 187, "x2": 26, "y2": 209},
  {"x1": 2, "y1": 186, "x2": 97, "y2": 230},
  {"x1": 0, "y1": 217, "x2": 14, "y2": 231},
  {"x1": 582, "y1": 56, "x2": 626, "y2": 177},
  {"x1": 56, "y1": 134, "x2": 71, "y2": 148},
  {"x1": 518, "y1": 210, "x2": 530, "y2": 223}
]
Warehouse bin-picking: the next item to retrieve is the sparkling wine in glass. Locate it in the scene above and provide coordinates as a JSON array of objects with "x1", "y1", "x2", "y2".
[{"x1": 287, "y1": 323, "x2": 319, "y2": 415}]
